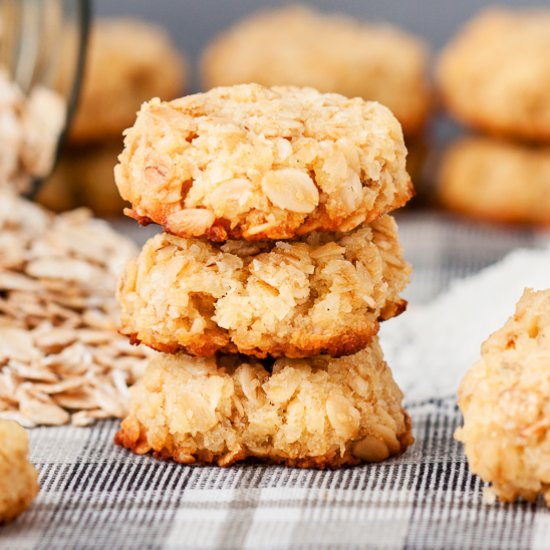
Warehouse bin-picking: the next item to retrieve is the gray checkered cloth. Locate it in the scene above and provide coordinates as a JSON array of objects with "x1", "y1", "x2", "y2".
[{"x1": 3, "y1": 212, "x2": 550, "y2": 550}]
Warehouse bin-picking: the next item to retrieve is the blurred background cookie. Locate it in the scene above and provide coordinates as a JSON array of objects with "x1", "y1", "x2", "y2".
[
  {"x1": 37, "y1": 143, "x2": 124, "y2": 217},
  {"x1": 66, "y1": 18, "x2": 187, "y2": 145},
  {"x1": 437, "y1": 137, "x2": 550, "y2": 226},
  {"x1": 38, "y1": 17, "x2": 188, "y2": 216},
  {"x1": 436, "y1": 7, "x2": 550, "y2": 142},
  {"x1": 201, "y1": 6, "x2": 430, "y2": 137},
  {"x1": 404, "y1": 137, "x2": 428, "y2": 197}
]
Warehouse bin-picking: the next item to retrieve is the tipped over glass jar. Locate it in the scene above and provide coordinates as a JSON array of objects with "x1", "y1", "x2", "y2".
[{"x1": 0, "y1": 0, "x2": 90, "y2": 196}]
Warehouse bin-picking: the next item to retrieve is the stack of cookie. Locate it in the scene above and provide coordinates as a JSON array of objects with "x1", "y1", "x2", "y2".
[
  {"x1": 436, "y1": 7, "x2": 550, "y2": 225},
  {"x1": 114, "y1": 84, "x2": 414, "y2": 468}
]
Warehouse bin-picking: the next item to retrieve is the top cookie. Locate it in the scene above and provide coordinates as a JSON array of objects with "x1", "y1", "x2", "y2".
[
  {"x1": 437, "y1": 8, "x2": 550, "y2": 142},
  {"x1": 64, "y1": 18, "x2": 187, "y2": 144},
  {"x1": 115, "y1": 84, "x2": 412, "y2": 241},
  {"x1": 201, "y1": 6, "x2": 430, "y2": 137}
]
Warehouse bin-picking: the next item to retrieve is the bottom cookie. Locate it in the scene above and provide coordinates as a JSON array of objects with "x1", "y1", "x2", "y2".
[{"x1": 115, "y1": 341, "x2": 413, "y2": 468}]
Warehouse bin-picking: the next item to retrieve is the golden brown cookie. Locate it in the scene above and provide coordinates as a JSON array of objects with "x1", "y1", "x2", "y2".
[
  {"x1": 65, "y1": 18, "x2": 187, "y2": 144},
  {"x1": 456, "y1": 289, "x2": 550, "y2": 505},
  {"x1": 119, "y1": 216, "x2": 409, "y2": 358},
  {"x1": 115, "y1": 342, "x2": 413, "y2": 468},
  {"x1": 115, "y1": 84, "x2": 412, "y2": 241},
  {"x1": 37, "y1": 142, "x2": 124, "y2": 216},
  {"x1": 201, "y1": 6, "x2": 430, "y2": 136},
  {"x1": 437, "y1": 137, "x2": 550, "y2": 225},
  {"x1": 436, "y1": 7, "x2": 550, "y2": 142},
  {"x1": 0, "y1": 420, "x2": 39, "y2": 523}
]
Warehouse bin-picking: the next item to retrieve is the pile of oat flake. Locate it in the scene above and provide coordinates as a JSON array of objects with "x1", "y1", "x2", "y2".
[{"x1": 0, "y1": 189, "x2": 151, "y2": 426}]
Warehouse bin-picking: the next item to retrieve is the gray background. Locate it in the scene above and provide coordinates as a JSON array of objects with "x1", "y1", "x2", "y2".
[{"x1": 95, "y1": 0, "x2": 547, "y2": 93}]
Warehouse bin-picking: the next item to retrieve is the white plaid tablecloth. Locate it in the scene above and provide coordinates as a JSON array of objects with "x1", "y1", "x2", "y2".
[{"x1": 3, "y1": 212, "x2": 550, "y2": 550}]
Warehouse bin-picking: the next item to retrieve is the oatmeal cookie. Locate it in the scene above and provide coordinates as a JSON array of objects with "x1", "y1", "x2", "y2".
[
  {"x1": 201, "y1": 6, "x2": 430, "y2": 137},
  {"x1": 437, "y1": 8, "x2": 550, "y2": 141},
  {"x1": 438, "y1": 137, "x2": 550, "y2": 225},
  {"x1": 64, "y1": 18, "x2": 187, "y2": 144},
  {"x1": 119, "y1": 216, "x2": 409, "y2": 358},
  {"x1": 115, "y1": 84, "x2": 412, "y2": 241},
  {"x1": 0, "y1": 420, "x2": 39, "y2": 523},
  {"x1": 456, "y1": 289, "x2": 550, "y2": 505},
  {"x1": 115, "y1": 342, "x2": 413, "y2": 468}
]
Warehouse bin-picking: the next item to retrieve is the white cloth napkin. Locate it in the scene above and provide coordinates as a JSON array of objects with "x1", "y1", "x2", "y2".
[{"x1": 381, "y1": 246, "x2": 550, "y2": 402}]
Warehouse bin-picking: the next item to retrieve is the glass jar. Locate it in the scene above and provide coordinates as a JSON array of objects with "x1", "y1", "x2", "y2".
[{"x1": 0, "y1": 0, "x2": 90, "y2": 196}]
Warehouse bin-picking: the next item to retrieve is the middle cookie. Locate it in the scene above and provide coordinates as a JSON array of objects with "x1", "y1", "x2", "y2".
[{"x1": 119, "y1": 215, "x2": 410, "y2": 358}]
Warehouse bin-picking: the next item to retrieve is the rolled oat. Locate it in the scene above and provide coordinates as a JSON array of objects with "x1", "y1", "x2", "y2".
[{"x1": 0, "y1": 189, "x2": 151, "y2": 427}]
